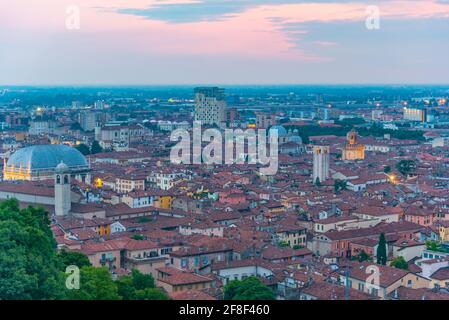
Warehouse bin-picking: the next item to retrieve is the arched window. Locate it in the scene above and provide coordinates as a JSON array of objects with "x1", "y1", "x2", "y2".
[
  {"x1": 64, "y1": 175, "x2": 69, "y2": 184},
  {"x1": 56, "y1": 175, "x2": 61, "y2": 184}
]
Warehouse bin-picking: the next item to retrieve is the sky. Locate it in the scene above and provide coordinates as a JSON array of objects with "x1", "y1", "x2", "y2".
[{"x1": 1, "y1": 0, "x2": 449, "y2": 85}]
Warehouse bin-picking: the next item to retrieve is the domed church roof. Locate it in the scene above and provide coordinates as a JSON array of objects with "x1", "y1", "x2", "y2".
[
  {"x1": 268, "y1": 125, "x2": 288, "y2": 137},
  {"x1": 7, "y1": 144, "x2": 88, "y2": 171}
]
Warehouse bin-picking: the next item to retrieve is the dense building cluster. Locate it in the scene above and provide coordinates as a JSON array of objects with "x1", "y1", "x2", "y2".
[{"x1": 1, "y1": 86, "x2": 449, "y2": 300}]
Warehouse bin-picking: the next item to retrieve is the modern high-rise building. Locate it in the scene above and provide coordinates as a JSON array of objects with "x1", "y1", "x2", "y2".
[
  {"x1": 313, "y1": 145, "x2": 330, "y2": 183},
  {"x1": 194, "y1": 87, "x2": 226, "y2": 126},
  {"x1": 403, "y1": 107, "x2": 427, "y2": 122},
  {"x1": 256, "y1": 112, "x2": 276, "y2": 129},
  {"x1": 79, "y1": 111, "x2": 97, "y2": 131},
  {"x1": 94, "y1": 100, "x2": 105, "y2": 110}
]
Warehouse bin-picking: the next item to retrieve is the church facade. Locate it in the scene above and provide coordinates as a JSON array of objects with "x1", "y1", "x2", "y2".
[
  {"x1": 3, "y1": 144, "x2": 90, "y2": 181},
  {"x1": 342, "y1": 130, "x2": 365, "y2": 161}
]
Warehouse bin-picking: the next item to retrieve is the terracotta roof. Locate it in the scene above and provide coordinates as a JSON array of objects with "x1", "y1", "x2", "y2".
[
  {"x1": 388, "y1": 286, "x2": 449, "y2": 300},
  {"x1": 431, "y1": 267, "x2": 449, "y2": 281},
  {"x1": 302, "y1": 280, "x2": 377, "y2": 300},
  {"x1": 159, "y1": 272, "x2": 213, "y2": 286},
  {"x1": 171, "y1": 290, "x2": 216, "y2": 300}
]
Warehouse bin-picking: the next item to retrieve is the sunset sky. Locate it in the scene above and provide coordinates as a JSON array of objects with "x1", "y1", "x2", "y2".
[{"x1": 1, "y1": 0, "x2": 449, "y2": 85}]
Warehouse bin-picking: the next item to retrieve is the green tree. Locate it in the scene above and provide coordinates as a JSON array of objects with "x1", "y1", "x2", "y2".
[
  {"x1": 131, "y1": 269, "x2": 155, "y2": 290},
  {"x1": 116, "y1": 275, "x2": 137, "y2": 300},
  {"x1": 376, "y1": 233, "x2": 387, "y2": 265},
  {"x1": 396, "y1": 160, "x2": 416, "y2": 177},
  {"x1": 70, "y1": 122, "x2": 82, "y2": 131},
  {"x1": 425, "y1": 240, "x2": 447, "y2": 253},
  {"x1": 132, "y1": 234, "x2": 144, "y2": 240},
  {"x1": 116, "y1": 270, "x2": 166, "y2": 300},
  {"x1": 224, "y1": 276, "x2": 275, "y2": 300},
  {"x1": 334, "y1": 179, "x2": 347, "y2": 193},
  {"x1": 425, "y1": 240, "x2": 440, "y2": 252},
  {"x1": 383, "y1": 165, "x2": 391, "y2": 173},
  {"x1": 75, "y1": 143, "x2": 90, "y2": 155},
  {"x1": 315, "y1": 177, "x2": 321, "y2": 186},
  {"x1": 135, "y1": 288, "x2": 169, "y2": 300},
  {"x1": 354, "y1": 250, "x2": 371, "y2": 262},
  {"x1": 390, "y1": 256, "x2": 408, "y2": 270},
  {"x1": 277, "y1": 240, "x2": 289, "y2": 248},
  {"x1": 0, "y1": 199, "x2": 65, "y2": 300},
  {"x1": 58, "y1": 250, "x2": 91, "y2": 270},
  {"x1": 90, "y1": 140, "x2": 103, "y2": 154},
  {"x1": 66, "y1": 266, "x2": 121, "y2": 300}
]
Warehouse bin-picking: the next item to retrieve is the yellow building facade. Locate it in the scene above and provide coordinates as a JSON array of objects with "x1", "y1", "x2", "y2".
[{"x1": 342, "y1": 130, "x2": 365, "y2": 160}]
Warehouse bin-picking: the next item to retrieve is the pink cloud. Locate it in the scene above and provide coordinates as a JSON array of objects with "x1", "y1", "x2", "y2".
[{"x1": 1, "y1": 0, "x2": 449, "y2": 62}]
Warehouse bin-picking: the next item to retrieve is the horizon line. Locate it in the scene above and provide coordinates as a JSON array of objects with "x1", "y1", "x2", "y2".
[{"x1": 2, "y1": 83, "x2": 449, "y2": 88}]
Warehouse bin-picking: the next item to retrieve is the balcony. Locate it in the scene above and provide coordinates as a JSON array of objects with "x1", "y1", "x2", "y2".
[{"x1": 99, "y1": 257, "x2": 116, "y2": 266}]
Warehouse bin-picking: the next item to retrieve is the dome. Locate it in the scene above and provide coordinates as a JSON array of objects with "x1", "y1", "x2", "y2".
[
  {"x1": 288, "y1": 135, "x2": 303, "y2": 144},
  {"x1": 55, "y1": 161, "x2": 70, "y2": 174},
  {"x1": 268, "y1": 125, "x2": 288, "y2": 137},
  {"x1": 7, "y1": 144, "x2": 88, "y2": 171}
]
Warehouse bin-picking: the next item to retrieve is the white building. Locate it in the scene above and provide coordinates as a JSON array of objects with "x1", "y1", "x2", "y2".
[
  {"x1": 403, "y1": 107, "x2": 427, "y2": 122},
  {"x1": 312, "y1": 146, "x2": 330, "y2": 183},
  {"x1": 79, "y1": 111, "x2": 96, "y2": 131},
  {"x1": 194, "y1": 87, "x2": 226, "y2": 127}
]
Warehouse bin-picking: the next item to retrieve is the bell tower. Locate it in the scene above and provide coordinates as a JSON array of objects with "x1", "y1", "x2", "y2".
[
  {"x1": 347, "y1": 129, "x2": 357, "y2": 145},
  {"x1": 55, "y1": 161, "x2": 71, "y2": 216}
]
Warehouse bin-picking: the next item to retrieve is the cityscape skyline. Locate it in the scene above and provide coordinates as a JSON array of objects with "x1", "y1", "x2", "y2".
[{"x1": 3, "y1": 0, "x2": 449, "y2": 306}]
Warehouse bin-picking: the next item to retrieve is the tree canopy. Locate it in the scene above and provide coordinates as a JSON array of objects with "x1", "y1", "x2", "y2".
[
  {"x1": 116, "y1": 269, "x2": 168, "y2": 300},
  {"x1": 376, "y1": 233, "x2": 387, "y2": 265},
  {"x1": 91, "y1": 140, "x2": 103, "y2": 154},
  {"x1": 58, "y1": 250, "x2": 92, "y2": 270},
  {"x1": 0, "y1": 199, "x2": 65, "y2": 299},
  {"x1": 66, "y1": 266, "x2": 121, "y2": 300},
  {"x1": 75, "y1": 143, "x2": 90, "y2": 155},
  {"x1": 390, "y1": 256, "x2": 408, "y2": 270},
  {"x1": 396, "y1": 160, "x2": 417, "y2": 177},
  {"x1": 0, "y1": 199, "x2": 168, "y2": 300},
  {"x1": 224, "y1": 276, "x2": 275, "y2": 300}
]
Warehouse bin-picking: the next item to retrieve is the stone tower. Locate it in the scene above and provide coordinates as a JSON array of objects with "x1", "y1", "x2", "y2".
[
  {"x1": 342, "y1": 129, "x2": 365, "y2": 161},
  {"x1": 55, "y1": 161, "x2": 71, "y2": 216},
  {"x1": 313, "y1": 145, "x2": 330, "y2": 183}
]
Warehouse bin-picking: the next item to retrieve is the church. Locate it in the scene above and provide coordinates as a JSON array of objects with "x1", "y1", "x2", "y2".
[
  {"x1": 0, "y1": 144, "x2": 95, "y2": 217},
  {"x1": 342, "y1": 129, "x2": 365, "y2": 161},
  {"x1": 3, "y1": 144, "x2": 90, "y2": 182}
]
